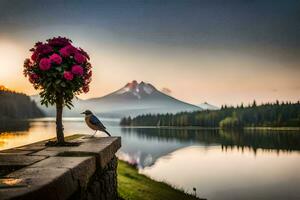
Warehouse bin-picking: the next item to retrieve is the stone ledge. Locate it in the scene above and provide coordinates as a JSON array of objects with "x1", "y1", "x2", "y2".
[{"x1": 0, "y1": 136, "x2": 121, "y2": 200}]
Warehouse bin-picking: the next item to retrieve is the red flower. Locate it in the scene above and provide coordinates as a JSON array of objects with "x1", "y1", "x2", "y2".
[
  {"x1": 36, "y1": 43, "x2": 53, "y2": 55},
  {"x1": 34, "y1": 42, "x2": 42, "y2": 48},
  {"x1": 47, "y1": 37, "x2": 72, "y2": 47},
  {"x1": 31, "y1": 52, "x2": 38, "y2": 61},
  {"x1": 82, "y1": 85, "x2": 89, "y2": 93},
  {"x1": 49, "y1": 53, "x2": 62, "y2": 65},
  {"x1": 39, "y1": 58, "x2": 51, "y2": 71},
  {"x1": 29, "y1": 73, "x2": 39, "y2": 83},
  {"x1": 71, "y1": 65, "x2": 84, "y2": 76},
  {"x1": 79, "y1": 48, "x2": 90, "y2": 60},
  {"x1": 63, "y1": 71, "x2": 74, "y2": 81},
  {"x1": 86, "y1": 71, "x2": 92, "y2": 78},
  {"x1": 74, "y1": 53, "x2": 86, "y2": 64}
]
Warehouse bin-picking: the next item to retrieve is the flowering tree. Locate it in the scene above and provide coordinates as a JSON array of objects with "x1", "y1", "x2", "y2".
[{"x1": 23, "y1": 37, "x2": 92, "y2": 144}]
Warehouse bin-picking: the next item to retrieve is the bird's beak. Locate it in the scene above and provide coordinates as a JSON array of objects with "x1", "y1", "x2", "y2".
[{"x1": 81, "y1": 112, "x2": 85, "y2": 114}]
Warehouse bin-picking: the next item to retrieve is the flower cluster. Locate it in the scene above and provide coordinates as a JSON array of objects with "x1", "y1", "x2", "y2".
[{"x1": 23, "y1": 37, "x2": 92, "y2": 107}]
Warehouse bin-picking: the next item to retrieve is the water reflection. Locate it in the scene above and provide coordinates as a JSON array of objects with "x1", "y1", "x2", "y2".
[
  {"x1": 119, "y1": 127, "x2": 300, "y2": 199},
  {"x1": 0, "y1": 120, "x2": 29, "y2": 133},
  {"x1": 119, "y1": 127, "x2": 300, "y2": 167},
  {"x1": 122, "y1": 127, "x2": 300, "y2": 152},
  {"x1": 0, "y1": 120, "x2": 73, "y2": 150},
  {"x1": 141, "y1": 146, "x2": 300, "y2": 200},
  {"x1": 0, "y1": 119, "x2": 300, "y2": 200}
]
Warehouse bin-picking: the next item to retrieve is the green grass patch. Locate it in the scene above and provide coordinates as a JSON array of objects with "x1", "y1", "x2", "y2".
[{"x1": 118, "y1": 160, "x2": 204, "y2": 200}]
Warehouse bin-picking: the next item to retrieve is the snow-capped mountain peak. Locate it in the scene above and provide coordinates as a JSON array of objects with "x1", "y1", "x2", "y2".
[
  {"x1": 198, "y1": 102, "x2": 219, "y2": 110},
  {"x1": 117, "y1": 80, "x2": 156, "y2": 98},
  {"x1": 139, "y1": 81, "x2": 155, "y2": 94}
]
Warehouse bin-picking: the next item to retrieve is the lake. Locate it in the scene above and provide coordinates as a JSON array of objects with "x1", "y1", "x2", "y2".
[{"x1": 0, "y1": 118, "x2": 300, "y2": 200}]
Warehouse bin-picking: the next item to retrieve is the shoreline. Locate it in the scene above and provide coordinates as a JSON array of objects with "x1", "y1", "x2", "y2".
[
  {"x1": 1, "y1": 118, "x2": 299, "y2": 131},
  {"x1": 117, "y1": 160, "x2": 204, "y2": 200},
  {"x1": 120, "y1": 125, "x2": 300, "y2": 131}
]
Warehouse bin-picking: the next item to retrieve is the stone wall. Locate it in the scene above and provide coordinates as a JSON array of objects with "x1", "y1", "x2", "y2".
[
  {"x1": 0, "y1": 136, "x2": 121, "y2": 200},
  {"x1": 71, "y1": 156, "x2": 118, "y2": 200}
]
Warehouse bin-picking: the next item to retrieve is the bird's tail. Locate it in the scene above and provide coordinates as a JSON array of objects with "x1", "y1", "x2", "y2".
[{"x1": 103, "y1": 129, "x2": 111, "y2": 137}]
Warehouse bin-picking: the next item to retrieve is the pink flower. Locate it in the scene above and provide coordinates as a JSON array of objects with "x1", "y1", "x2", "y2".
[
  {"x1": 82, "y1": 85, "x2": 89, "y2": 93},
  {"x1": 39, "y1": 58, "x2": 51, "y2": 71},
  {"x1": 59, "y1": 47, "x2": 69, "y2": 57},
  {"x1": 74, "y1": 53, "x2": 86, "y2": 64},
  {"x1": 59, "y1": 45, "x2": 78, "y2": 57},
  {"x1": 29, "y1": 73, "x2": 39, "y2": 83},
  {"x1": 63, "y1": 71, "x2": 74, "y2": 80},
  {"x1": 49, "y1": 53, "x2": 62, "y2": 65},
  {"x1": 66, "y1": 45, "x2": 78, "y2": 55},
  {"x1": 71, "y1": 65, "x2": 84, "y2": 76}
]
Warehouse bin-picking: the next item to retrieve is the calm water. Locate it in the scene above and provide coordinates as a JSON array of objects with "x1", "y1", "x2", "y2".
[{"x1": 1, "y1": 118, "x2": 300, "y2": 200}]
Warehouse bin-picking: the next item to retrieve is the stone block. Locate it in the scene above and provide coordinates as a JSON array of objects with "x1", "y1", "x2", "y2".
[
  {"x1": 30, "y1": 156, "x2": 96, "y2": 188},
  {"x1": 30, "y1": 149, "x2": 61, "y2": 157},
  {"x1": 2, "y1": 167, "x2": 77, "y2": 200},
  {"x1": 0, "y1": 155, "x2": 47, "y2": 167},
  {"x1": 0, "y1": 149, "x2": 35, "y2": 155},
  {"x1": 16, "y1": 145, "x2": 46, "y2": 152},
  {"x1": 57, "y1": 137, "x2": 121, "y2": 169}
]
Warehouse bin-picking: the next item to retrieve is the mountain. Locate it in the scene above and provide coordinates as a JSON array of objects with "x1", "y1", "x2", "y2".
[
  {"x1": 31, "y1": 81, "x2": 202, "y2": 117},
  {"x1": 198, "y1": 102, "x2": 219, "y2": 110},
  {"x1": 0, "y1": 85, "x2": 44, "y2": 120}
]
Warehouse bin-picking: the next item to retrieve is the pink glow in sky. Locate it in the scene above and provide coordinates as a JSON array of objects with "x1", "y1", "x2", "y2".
[{"x1": 0, "y1": 1, "x2": 299, "y2": 106}]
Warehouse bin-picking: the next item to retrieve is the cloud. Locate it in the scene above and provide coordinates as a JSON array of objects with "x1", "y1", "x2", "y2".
[{"x1": 161, "y1": 87, "x2": 172, "y2": 95}]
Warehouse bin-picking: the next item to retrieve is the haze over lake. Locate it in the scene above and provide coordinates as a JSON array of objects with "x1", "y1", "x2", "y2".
[{"x1": 1, "y1": 118, "x2": 300, "y2": 200}]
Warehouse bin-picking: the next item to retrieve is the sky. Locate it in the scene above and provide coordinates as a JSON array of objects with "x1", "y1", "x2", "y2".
[{"x1": 0, "y1": 0, "x2": 299, "y2": 106}]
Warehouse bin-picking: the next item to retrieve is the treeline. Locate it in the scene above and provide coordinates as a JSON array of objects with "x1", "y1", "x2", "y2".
[
  {"x1": 0, "y1": 86, "x2": 44, "y2": 120},
  {"x1": 121, "y1": 128, "x2": 300, "y2": 152},
  {"x1": 120, "y1": 101, "x2": 300, "y2": 128}
]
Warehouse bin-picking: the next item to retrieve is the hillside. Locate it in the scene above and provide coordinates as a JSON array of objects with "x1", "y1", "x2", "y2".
[{"x1": 0, "y1": 86, "x2": 44, "y2": 120}]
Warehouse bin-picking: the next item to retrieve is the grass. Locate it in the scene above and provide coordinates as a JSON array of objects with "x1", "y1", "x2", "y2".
[{"x1": 118, "y1": 160, "x2": 204, "y2": 200}]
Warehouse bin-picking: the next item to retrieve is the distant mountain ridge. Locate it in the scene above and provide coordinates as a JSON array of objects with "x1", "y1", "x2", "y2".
[{"x1": 31, "y1": 81, "x2": 216, "y2": 118}]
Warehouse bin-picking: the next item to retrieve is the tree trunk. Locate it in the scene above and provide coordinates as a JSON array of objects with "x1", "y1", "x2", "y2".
[{"x1": 56, "y1": 96, "x2": 65, "y2": 144}]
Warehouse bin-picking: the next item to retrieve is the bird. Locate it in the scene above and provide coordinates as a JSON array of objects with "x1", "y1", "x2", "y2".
[{"x1": 81, "y1": 110, "x2": 111, "y2": 137}]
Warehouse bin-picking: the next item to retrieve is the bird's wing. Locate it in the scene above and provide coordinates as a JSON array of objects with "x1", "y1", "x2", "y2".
[{"x1": 89, "y1": 115, "x2": 106, "y2": 129}]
